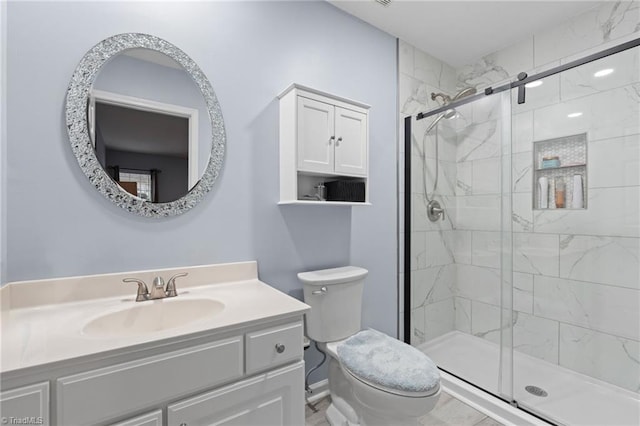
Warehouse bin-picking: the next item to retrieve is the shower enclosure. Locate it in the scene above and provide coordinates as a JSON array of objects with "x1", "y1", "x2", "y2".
[{"x1": 404, "y1": 38, "x2": 640, "y2": 425}]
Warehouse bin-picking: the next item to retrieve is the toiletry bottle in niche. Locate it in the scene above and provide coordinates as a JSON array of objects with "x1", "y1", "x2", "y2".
[
  {"x1": 538, "y1": 177, "x2": 549, "y2": 209},
  {"x1": 571, "y1": 175, "x2": 584, "y2": 209},
  {"x1": 555, "y1": 179, "x2": 565, "y2": 208},
  {"x1": 549, "y1": 178, "x2": 556, "y2": 208}
]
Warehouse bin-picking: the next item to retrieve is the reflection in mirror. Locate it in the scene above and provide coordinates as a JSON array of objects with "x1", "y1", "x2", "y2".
[
  {"x1": 66, "y1": 33, "x2": 225, "y2": 217},
  {"x1": 89, "y1": 48, "x2": 212, "y2": 202},
  {"x1": 93, "y1": 100, "x2": 188, "y2": 202}
]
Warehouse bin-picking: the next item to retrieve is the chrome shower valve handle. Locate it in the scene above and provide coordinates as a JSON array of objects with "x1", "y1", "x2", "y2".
[{"x1": 427, "y1": 200, "x2": 445, "y2": 222}]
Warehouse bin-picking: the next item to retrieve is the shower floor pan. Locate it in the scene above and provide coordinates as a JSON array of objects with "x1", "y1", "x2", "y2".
[{"x1": 421, "y1": 331, "x2": 639, "y2": 426}]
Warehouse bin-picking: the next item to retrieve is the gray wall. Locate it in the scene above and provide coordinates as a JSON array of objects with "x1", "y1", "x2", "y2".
[
  {"x1": 5, "y1": 1, "x2": 398, "y2": 380},
  {"x1": 0, "y1": 0, "x2": 6, "y2": 285}
]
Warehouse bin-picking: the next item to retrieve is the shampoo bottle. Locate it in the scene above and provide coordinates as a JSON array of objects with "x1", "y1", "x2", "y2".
[
  {"x1": 571, "y1": 175, "x2": 584, "y2": 208},
  {"x1": 538, "y1": 177, "x2": 549, "y2": 209}
]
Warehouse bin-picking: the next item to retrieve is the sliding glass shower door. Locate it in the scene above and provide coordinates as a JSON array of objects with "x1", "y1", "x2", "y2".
[
  {"x1": 509, "y1": 42, "x2": 640, "y2": 425},
  {"x1": 406, "y1": 86, "x2": 515, "y2": 402},
  {"x1": 405, "y1": 38, "x2": 640, "y2": 426}
]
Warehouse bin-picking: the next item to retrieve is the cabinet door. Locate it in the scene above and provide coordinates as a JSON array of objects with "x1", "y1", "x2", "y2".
[
  {"x1": 334, "y1": 107, "x2": 367, "y2": 176},
  {"x1": 167, "y1": 362, "x2": 304, "y2": 426},
  {"x1": 109, "y1": 410, "x2": 162, "y2": 426},
  {"x1": 297, "y1": 96, "x2": 334, "y2": 174},
  {"x1": 0, "y1": 382, "x2": 49, "y2": 426},
  {"x1": 57, "y1": 337, "x2": 243, "y2": 425}
]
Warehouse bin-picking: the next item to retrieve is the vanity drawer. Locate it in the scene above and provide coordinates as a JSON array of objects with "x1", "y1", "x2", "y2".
[
  {"x1": 57, "y1": 336, "x2": 243, "y2": 426},
  {"x1": 245, "y1": 321, "x2": 303, "y2": 374}
]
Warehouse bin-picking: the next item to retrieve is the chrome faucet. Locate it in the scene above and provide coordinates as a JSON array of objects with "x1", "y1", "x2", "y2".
[
  {"x1": 149, "y1": 276, "x2": 167, "y2": 299},
  {"x1": 123, "y1": 273, "x2": 189, "y2": 302}
]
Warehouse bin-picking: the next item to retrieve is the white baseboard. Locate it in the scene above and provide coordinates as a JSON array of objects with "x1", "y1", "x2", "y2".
[{"x1": 306, "y1": 378, "x2": 329, "y2": 404}]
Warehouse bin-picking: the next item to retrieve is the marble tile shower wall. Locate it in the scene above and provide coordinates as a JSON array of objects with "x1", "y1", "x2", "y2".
[
  {"x1": 400, "y1": 1, "x2": 640, "y2": 392},
  {"x1": 398, "y1": 40, "x2": 458, "y2": 345},
  {"x1": 454, "y1": 1, "x2": 640, "y2": 393}
]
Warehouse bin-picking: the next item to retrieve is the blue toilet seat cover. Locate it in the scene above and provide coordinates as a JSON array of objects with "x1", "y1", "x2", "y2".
[{"x1": 336, "y1": 329, "x2": 440, "y2": 394}]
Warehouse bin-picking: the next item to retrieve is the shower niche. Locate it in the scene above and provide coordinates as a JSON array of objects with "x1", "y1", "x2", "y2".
[{"x1": 533, "y1": 133, "x2": 587, "y2": 210}]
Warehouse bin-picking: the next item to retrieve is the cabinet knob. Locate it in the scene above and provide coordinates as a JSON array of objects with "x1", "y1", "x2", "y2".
[
  {"x1": 329, "y1": 136, "x2": 335, "y2": 145},
  {"x1": 336, "y1": 137, "x2": 342, "y2": 146},
  {"x1": 180, "y1": 423, "x2": 187, "y2": 426},
  {"x1": 275, "y1": 343, "x2": 286, "y2": 353}
]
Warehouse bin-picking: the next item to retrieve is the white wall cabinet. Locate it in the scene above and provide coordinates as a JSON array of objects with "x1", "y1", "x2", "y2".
[
  {"x1": 333, "y1": 106, "x2": 367, "y2": 176},
  {"x1": 279, "y1": 84, "x2": 370, "y2": 205},
  {"x1": 296, "y1": 97, "x2": 335, "y2": 174}
]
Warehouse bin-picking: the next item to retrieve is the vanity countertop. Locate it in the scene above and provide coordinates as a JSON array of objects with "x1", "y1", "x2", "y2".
[{"x1": 0, "y1": 261, "x2": 310, "y2": 374}]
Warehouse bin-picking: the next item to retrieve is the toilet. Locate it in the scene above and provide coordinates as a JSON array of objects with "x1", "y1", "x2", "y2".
[{"x1": 299, "y1": 266, "x2": 441, "y2": 426}]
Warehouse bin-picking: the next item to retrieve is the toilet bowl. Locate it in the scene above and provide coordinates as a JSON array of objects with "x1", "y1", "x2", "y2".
[{"x1": 300, "y1": 266, "x2": 441, "y2": 426}]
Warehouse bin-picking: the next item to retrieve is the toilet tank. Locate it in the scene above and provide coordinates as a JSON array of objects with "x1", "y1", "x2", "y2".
[{"x1": 299, "y1": 266, "x2": 368, "y2": 343}]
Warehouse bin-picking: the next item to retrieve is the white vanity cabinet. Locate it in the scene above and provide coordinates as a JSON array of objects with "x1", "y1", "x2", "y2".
[
  {"x1": 279, "y1": 84, "x2": 370, "y2": 205},
  {"x1": 0, "y1": 382, "x2": 50, "y2": 425},
  {"x1": 168, "y1": 362, "x2": 304, "y2": 426},
  {"x1": 1, "y1": 262, "x2": 309, "y2": 426},
  {"x1": 109, "y1": 410, "x2": 162, "y2": 426},
  {"x1": 1, "y1": 319, "x2": 304, "y2": 426},
  {"x1": 56, "y1": 337, "x2": 244, "y2": 425}
]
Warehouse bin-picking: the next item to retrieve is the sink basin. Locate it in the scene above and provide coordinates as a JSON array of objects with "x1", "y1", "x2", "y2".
[{"x1": 82, "y1": 299, "x2": 225, "y2": 337}]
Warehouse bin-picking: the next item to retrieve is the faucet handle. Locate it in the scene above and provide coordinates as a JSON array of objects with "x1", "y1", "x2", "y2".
[
  {"x1": 166, "y1": 272, "x2": 188, "y2": 297},
  {"x1": 123, "y1": 278, "x2": 149, "y2": 302},
  {"x1": 152, "y1": 276, "x2": 165, "y2": 288}
]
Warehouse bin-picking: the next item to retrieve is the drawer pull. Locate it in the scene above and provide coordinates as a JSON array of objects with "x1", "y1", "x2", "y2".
[{"x1": 275, "y1": 343, "x2": 286, "y2": 354}]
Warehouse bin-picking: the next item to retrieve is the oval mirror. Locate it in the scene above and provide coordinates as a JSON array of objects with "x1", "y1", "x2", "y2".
[{"x1": 66, "y1": 33, "x2": 225, "y2": 217}]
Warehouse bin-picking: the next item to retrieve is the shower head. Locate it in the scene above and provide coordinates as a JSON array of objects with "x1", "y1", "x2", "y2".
[
  {"x1": 425, "y1": 86, "x2": 477, "y2": 133},
  {"x1": 431, "y1": 87, "x2": 477, "y2": 106},
  {"x1": 443, "y1": 108, "x2": 457, "y2": 119},
  {"x1": 451, "y1": 87, "x2": 477, "y2": 101},
  {"x1": 424, "y1": 110, "x2": 453, "y2": 134}
]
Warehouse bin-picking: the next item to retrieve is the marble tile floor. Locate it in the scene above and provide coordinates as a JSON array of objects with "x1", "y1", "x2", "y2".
[{"x1": 305, "y1": 392, "x2": 503, "y2": 426}]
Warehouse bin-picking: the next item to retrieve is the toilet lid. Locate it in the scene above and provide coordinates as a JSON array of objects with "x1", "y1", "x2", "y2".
[{"x1": 336, "y1": 329, "x2": 440, "y2": 395}]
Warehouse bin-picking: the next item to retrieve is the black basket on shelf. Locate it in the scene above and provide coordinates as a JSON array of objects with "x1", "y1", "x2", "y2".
[{"x1": 325, "y1": 180, "x2": 365, "y2": 202}]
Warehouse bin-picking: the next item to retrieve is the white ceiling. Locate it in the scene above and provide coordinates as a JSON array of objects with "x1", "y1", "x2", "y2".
[{"x1": 328, "y1": 0, "x2": 604, "y2": 67}]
